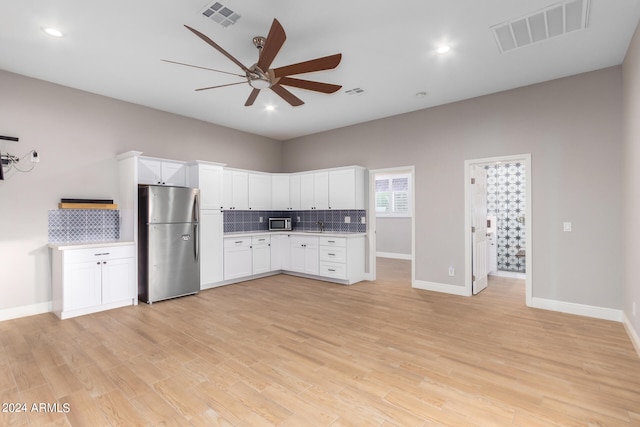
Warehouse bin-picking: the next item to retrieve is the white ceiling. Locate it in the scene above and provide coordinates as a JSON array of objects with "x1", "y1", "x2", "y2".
[{"x1": 1, "y1": 0, "x2": 639, "y2": 141}]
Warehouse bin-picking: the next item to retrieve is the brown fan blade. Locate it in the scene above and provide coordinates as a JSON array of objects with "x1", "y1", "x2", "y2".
[
  {"x1": 278, "y1": 77, "x2": 341, "y2": 94},
  {"x1": 161, "y1": 59, "x2": 245, "y2": 77},
  {"x1": 245, "y1": 89, "x2": 260, "y2": 106},
  {"x1": 271, "y1": 84, "x2": 304, "y2": 106},
  {"x1": 184, "y1": 25, "x2": 251, "y2": 73},
  {"x1": 256, "y1": 19, "x2": 286, "y2": 73},
  {"x1": 273, "y1": 54, "x2": 342, "y2": 78},
  {"x1": 195, "y1": 81, "x2": 248, "y2": 91}
]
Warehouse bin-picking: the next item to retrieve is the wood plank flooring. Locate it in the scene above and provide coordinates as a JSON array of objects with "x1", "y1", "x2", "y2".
[{"x1": 1, "y1": 258, "x2": 640, "y2": 426}]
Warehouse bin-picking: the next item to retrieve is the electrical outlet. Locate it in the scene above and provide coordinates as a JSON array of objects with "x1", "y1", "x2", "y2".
[
  {"x1": 344, "y1": 216, "x2": 351, "y2": 224},
  {"x1": 361, "y1": 217, "x2": 366, "y2": 224},
  {"x1": 297, "y1": 216, "x2": 301, "y2": 222},
  {"x1": 448, "y1": 265, "x2": 455, "y2": 276},
  {"x1": 563, "y1": 222, "x2": 572, "y2": 232},
  {"x1": 259, "y1": 217, "x2": 263, "y2": 223},
  {"x1": 30, "y1": 151, "x2": 40, "y2": 163}
]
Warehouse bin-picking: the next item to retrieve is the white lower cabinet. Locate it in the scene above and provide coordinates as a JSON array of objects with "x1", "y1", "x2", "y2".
[
  {"x1": 50, "y1": 244, "x2": 136, "y2": 319},
  {"x1": 319, "y1": 237, "x2": 356, "y2": 281},
  {"x1": 201, "y1": 210, "x2": 224, "y2": 288},
  {"x1": 290, "y1": 236, "x2": 319, "y2": 275},
  {"x1": 223, "y1": 238, "x2": 252, "y2": 280},
  {"x1": 223, "y1": 233, "x2": 365, "y2": 285},
  {"x1": 270, "y1": 234, "x2": 291, "y2": 271},
  {"x1": 252, "y1": 235, "x2": 271, "y2": 275}
]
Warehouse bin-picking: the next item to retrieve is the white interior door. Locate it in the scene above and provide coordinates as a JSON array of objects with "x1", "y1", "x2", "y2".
[{"x1": 471, "y1": 165, "x2": 488, "y2": 294}]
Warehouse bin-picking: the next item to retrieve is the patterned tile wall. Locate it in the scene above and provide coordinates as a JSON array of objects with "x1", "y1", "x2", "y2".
[
  {"x1": 485, "y1": 163, "x2": 526, "y2": 272},
  {"x1": 223, "y1": 210, "x2": 366, "y2": 233},
  {"x1": 48, "y1": 209, "x2": 120, "y2": 243}
]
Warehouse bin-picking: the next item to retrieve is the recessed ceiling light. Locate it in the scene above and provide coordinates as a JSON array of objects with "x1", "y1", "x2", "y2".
[
  {"x1": 265, "y1": 105, "x2": 275, "y2": 111},
  {"x1": 436, "y1": 45, "x2": 451, "y2": 54},
  {"x1": 42, "y1": 27, "x2": 64, "y2": 37}
]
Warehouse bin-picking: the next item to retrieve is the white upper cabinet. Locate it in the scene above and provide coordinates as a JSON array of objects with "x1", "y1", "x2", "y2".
[
  {"x1": 300, "y1": 171, "x2": 329, "y2": 210},
  {"x1": 187, "y1": 162, "x2": 224, "y2": 210},
  {"x1": 222, "y1": 169, "x2": 249, "y2": 210},
  {"x1": 248, "y1": 172, "x2": 272, "y2": 210},
  {"x1": 289, "y1": 174, "x2": 301, "y2": 210},
  {"x1": 139, "y1": 157, "x2": 186, "y2": 186},
  {"x1": 271, "y1": 174, "x2": 291, "y2": 210},
  {"x1": 329, "y1": 167, "x2": 366, "y2": 210}
]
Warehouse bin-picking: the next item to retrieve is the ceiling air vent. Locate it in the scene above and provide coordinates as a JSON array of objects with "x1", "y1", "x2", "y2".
[
  {"x1": 201, "y1": 2, "x2": 241, "y2": 28},
  {"x1": 345, "y1": 88, "x2": 365, "y2": 96},
  {"x1": 491, "y1": 0, "x2": 590, "y2": 53}
]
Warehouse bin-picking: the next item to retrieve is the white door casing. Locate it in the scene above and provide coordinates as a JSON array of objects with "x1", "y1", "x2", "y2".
[{"x1": 471, "y1": 165, "x2": 488, "y2": 294}]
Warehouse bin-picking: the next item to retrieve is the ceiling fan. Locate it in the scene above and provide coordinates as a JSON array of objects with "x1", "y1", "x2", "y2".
[{"x1": 164, "y1": 19, "x2": 342, "y2": 107}]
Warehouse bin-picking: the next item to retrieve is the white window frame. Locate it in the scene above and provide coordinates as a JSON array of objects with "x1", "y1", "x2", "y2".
[{"x1": 375, "y1": 172, "x2": 412, "y2": 218}]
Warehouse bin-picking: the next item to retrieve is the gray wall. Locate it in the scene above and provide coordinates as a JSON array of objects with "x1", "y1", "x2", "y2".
[
  {"x1": 0, "y1": 70, "x2": 281, "y2": 312},
  {"x1": 376, "y1": 217, "x2": 411, "y2": 257},
  {"x1": 282, "y1": 67, "x2": 624, "y2": 309},
  {"x1": 623, "y1": 23, "x2": 640, "y2": 336}
]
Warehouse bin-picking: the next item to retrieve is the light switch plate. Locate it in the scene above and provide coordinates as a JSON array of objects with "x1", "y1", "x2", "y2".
[{"x1": 563, "y1": 222, "x2": 572, "y2": 232}]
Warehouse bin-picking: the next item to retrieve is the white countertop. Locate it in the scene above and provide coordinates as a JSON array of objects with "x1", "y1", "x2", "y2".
[
  {"x1": 48, "y1": 240, "x2": 135, "y2": 250},
  {"x1": 224, "y1": 231, "x2": 366, "y2": 238}
]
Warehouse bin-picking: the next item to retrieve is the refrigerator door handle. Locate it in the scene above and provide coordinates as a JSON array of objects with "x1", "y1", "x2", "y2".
[
  {"x1": 193, "y1": 194, "x2": 199, "y2": 223},
  {"x1": 194, "y1": 223, "x2": 199, "y2": 262}
]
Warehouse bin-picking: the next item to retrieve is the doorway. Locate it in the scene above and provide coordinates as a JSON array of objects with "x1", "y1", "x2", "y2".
[
  {"x1": 367, "y1": 166, "x2": 415, "y2": 284},
  {"x1": 465, "y1": 154, "x2": 532, "y2": 305}
]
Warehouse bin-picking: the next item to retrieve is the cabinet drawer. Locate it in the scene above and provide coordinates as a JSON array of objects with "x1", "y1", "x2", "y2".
[
  {"x1": 320, "y1": 262, "x2": 347, "y2": 280},
  {"x1": 319, "y1": 237, "x2": 346, "y2": 247},
  {"x1": 64, "y1": 245, "x2": 135, "y2": 264},
  {"x1": 251, "y1": 235, "x2": 270, "y2": 245},
  {"x1": 319, "y1": 246, "x2": 346, "y2": 263},
  {"x1": 224, "y1": 237, "x2": 251, "y2": 248}
]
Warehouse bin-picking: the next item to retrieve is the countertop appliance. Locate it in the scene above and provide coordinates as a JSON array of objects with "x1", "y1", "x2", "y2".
[
  {"x1": 269, "y1": 217, "x2": 292, "y2": 231},
  {"x1": 138, "y1": 185, "x2": 200, "y2": 304}
]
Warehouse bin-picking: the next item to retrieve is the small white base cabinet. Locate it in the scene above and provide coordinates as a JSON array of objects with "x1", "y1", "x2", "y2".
[{"x1": 50, "y1": 242, "x2": 136, "y2": 320}]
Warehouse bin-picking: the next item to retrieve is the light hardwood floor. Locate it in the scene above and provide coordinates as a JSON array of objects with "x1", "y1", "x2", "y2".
[{"x1": 1, "y1": 258, "x2": 640, "y2": 426}]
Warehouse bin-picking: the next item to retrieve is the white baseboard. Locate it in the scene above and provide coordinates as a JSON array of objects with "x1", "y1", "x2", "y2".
[
  {"x1": 0, "y1": 301, "x2": 52, "y2": 322},
  {"x1": 530, "y1": 297, "x2": 623, "y2": 322},
  {"x1": 413, "y1": 280, "x2": 470, "y2": 296},
  {"x1": 377, "y1": 252, "x2": 412, "y2": 260},
  {"x1": 623, "y1": 313, "x2": 640, "y2": 358}
]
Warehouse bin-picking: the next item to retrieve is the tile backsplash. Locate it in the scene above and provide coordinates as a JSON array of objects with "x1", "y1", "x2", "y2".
[
  {"x1": 224, "y1": 210, "x2": 366, "y2": 233},
  {"x1": 48, "y1": 209, "x2": 120, "y2": 243}
]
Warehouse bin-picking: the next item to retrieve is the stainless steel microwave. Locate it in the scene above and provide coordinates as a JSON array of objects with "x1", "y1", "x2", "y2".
[{"x1": 269, "y1": 217, "x2": 292, "y2": 231}]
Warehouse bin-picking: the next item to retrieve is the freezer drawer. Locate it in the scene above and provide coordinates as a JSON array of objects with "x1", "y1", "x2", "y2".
[{"x1": 139, "y1": 223, "x2": 200, "y2": 303}]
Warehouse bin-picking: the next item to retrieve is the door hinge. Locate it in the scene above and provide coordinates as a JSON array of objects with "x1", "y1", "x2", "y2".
[
  {"x1": 472, "y1": 275, "x2": 476, "y2": 282},
  {"x1": 471, "y1": 178, "x2": 476, "y2": 184},
  {"x1": 471, "y1": 226, "x2": 476, "y2": 233}
]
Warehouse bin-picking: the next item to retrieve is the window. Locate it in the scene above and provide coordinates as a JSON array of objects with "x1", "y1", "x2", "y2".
[{"x1": 375, "y1": 173, "x2": 411, "y2": 217}]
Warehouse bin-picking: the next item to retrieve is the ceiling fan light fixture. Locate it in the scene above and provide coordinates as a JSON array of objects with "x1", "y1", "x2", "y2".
[{"x1": 248, "y1": 77, "x2": 271, "y2": 90}]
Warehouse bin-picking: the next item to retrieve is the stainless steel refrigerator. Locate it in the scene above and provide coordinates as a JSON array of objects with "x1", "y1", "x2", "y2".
[{"x1": 138, "y1": 185, "x2": 200, "y2": 304}]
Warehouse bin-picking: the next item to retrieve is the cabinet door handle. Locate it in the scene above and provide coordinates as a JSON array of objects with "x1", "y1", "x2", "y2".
[
  {"x1": 328, "y1": 253, "x2": 335, "y2": 256},
  {"x1": 328, "y1": 269, "x2": 336, "y2": 272},
  {"x1": 94, "y1": 252, "x2": 110, "y2": 256},
  {"x1": 103, "y1": 261, "x2": 107, "y2": 264}
]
